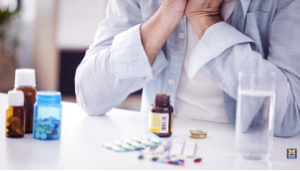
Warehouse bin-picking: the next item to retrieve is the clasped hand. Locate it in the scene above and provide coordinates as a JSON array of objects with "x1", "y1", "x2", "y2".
[{"x1": 161, "y1": 0, "x2": 224, "y2": 37}]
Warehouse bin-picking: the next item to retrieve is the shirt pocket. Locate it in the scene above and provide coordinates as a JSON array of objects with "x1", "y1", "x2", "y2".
[{"x1": 244, "y1": 11, "x2": 271, "y2": 58}]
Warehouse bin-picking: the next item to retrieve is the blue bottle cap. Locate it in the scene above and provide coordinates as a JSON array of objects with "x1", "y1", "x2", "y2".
[{"x1": 36, "y1": 91, "x2": 61, "y2": 104}]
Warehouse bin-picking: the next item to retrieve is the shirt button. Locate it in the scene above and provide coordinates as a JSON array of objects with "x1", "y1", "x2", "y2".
[
  {"x1": 169, "y1": 79, "x2": 175, "y2": 85},
  {"x1": 178, "y1": 33, "x2": 185, "y2": 39}
]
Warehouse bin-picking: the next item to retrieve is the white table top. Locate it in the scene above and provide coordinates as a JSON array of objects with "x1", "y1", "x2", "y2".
[{"x1": 0, "y1": 93, "x2": 299, "y2": 169}]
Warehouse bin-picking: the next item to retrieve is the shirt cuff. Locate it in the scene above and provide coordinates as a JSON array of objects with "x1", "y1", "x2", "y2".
[
  {"x1": 187, "y1": 22, "x2": 254, "y2": 79},
  {"x1": 110, "y1": 24, "x2": 168, "y2": 79}
]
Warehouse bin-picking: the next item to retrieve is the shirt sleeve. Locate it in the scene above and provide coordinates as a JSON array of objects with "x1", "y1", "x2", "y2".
[
  {"x1": 186, "y1": 22, "x2": 253, "y2": 78},
  {"x1": 75, "y1": 0, "x2": 168, "y2": 115},
  {"x1": 110, "y1": 25, "x2": 168, "y2": 79},
  {"x1": 187, "y1": 3, "x2": 300, "y2": 137}
]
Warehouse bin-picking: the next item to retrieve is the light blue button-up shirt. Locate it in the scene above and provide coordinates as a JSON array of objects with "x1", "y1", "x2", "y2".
[{"x1": 75, "y1": 0, "x2": 300, "y2": 137}]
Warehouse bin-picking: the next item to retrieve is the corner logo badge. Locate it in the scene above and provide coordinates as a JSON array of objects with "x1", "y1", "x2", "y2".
[{"x1": 287, "y1": 149, "x2": 297, "y2": 159}]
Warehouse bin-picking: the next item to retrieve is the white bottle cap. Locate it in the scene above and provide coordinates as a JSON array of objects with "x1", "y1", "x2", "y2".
[
  {"x1": 8, "y1": 90, "x2": 24, "y2": 106},
  {"x1": 15, "y1": 69, "x2": 36, "y2": 87}
]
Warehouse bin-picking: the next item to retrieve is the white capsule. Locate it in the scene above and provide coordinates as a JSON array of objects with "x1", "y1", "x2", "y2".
[
  {"x1": 131, "y1": 141, "x2": 141, "y2": 148},
  {"x1": 104, "y1": 142, "x2": 112, "y2": 149},
  {"x1": 124, "y1": 139, "x2": 132, "y2": 145},
  {"x1": 141, "y1": 140, "x2": 150, "y2": 146},
  {"x1": 112, "y1": 145, "x2": 121, "y2": 152},
  {"x1": 114, "y1": 140, "x2": 122, "y2": 147},
  {"x1": 122, "y1": 143, "x2": 131, "y2": 150},
  {"x1": 150, "y1": 137, "x2": 160, "y2": 144},
  {"x1": 133, "y1": 137, "x2": 142, "y2": 142}
]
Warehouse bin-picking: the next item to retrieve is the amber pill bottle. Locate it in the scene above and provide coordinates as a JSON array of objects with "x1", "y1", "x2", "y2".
[
  {"x1": 149, "y1": 94, "x2": 173, "y2": 137},
  {"x1": 6, "y1": 91, "x2": 25, "y2": 138},
  {"x1": 14, "y1": 69, "x2": 37, "y2": 133}
]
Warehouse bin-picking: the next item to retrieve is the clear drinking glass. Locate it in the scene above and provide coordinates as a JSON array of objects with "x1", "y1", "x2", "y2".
[{"x1": 235, "y1": 72, "x2": 276, "y2": 160}]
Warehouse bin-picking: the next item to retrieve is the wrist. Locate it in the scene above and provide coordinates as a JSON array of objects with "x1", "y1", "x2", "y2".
[
  {"x1": 188, "y1": 15, "x2": 223, "y2": 38},
  {"x1": 159, "y1": 5, "x2": 184, "y2": 25}
]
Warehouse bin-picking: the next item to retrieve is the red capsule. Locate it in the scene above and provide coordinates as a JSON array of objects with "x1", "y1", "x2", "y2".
[
  {"x1": 194, "y1": 158, "x2": 202, "y2": 163},
  {"x1": 168, "y1": 161, "x2": 173, "y2": 164}
]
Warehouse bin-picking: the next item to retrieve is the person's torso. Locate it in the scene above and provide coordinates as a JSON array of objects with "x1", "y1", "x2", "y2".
[
  {"x1": 139, "y1": 0, "x2": 279, "y2": 122},
  {"x1": 175, "y1": 0, "x2": 237, "y2": 123}
]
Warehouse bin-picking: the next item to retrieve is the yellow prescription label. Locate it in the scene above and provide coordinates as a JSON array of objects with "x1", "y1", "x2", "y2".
[{"x1": 149, "y1": 112, "x2": 173, "y2": 134}]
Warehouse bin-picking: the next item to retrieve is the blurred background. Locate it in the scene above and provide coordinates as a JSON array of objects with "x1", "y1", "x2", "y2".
[{"x1": 0, "y1": 0, "x2": 141, "y2": 111}]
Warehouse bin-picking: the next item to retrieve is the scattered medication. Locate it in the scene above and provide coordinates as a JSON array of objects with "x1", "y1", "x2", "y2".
[
  {"x1": 112, "y1": 145, "x2": 121, "y2": 152},
  {"x1": 150, "y1": 137, "x2": 160, "y2": 144},
  {"x1": 124, "y1": 139, "x2": 132, "y2": 145},
  {"x1": 138, "y1": 155, "x2": 144, "y2": 160},
  {"x1": 152, "y1": 157, "x2": 158, "y2": 161},
  {"x1": 170, "y1": 139, "x2": 185, "y2": 156},
  {"x1": 138, "y1": 155, "x2": 185, "y2": 166},
  {"x1": 114, "y1": 140, "x2": 122, "y2": 147},
  {"x1": 183, "y1": 141, "x2": 197, "y2": 158},
  {"x1": 103, "y1": 132, "x2": 163, "y2": 152},
  {"x1": 104, "y1": 142, "x2": 112, "y2": 149},
  {"x1": 138, "y1": 140, "x2": 201, "y2": 166},
  {"x1": 121, "y1": 143, "x2": 131, "y2": 150},
  {"x1": 141, "y1": 140, "x2": 150, "y2": 146},
  {"x1": 132, "y1": 141, "x2": 141, "y2": 148},
  {"x1": 133, "y1": 137, "x2": 141, "y2": 142},
  {"x1": 194, "y1": 158, "x2": 202, "y2": 163}
]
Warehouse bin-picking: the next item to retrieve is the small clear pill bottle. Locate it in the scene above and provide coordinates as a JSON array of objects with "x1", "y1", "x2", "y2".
[
  {"x1": 33, "y1": 91, "x2": 62, "y2": 140},
  {"x1": 149, "y1": 94, "x2": 173, "y2": 137},
  {"x1": 5, "y1": 90, "x2": 25, "y2": 138}
]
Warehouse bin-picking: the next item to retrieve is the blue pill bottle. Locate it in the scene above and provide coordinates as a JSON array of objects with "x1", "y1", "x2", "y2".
[{"x1": 33, "y1": 91, "x2": 62, "y2": 140}]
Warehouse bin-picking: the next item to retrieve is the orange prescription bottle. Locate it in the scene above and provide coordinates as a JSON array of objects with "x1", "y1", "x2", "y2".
[{"x1": 6, "y1": 90, "x2": 25, "y2": 138}]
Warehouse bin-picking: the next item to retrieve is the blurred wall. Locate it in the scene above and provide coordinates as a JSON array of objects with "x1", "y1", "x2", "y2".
[
  {"x1": 57, "y1": 0, "x2": 109, "y2": 96},
  {"x1": 57, "y1": 0, "x2": 109, "y2": 50},
  {"x1": 14, "y1": 0, "x2": 109, "y2": 91},
  {"x1": 16, "y1": 0, "x2": 36, "y2": 68},
  {"x1": 33, "y1": 0, "x2": 59, "y2": 91}
]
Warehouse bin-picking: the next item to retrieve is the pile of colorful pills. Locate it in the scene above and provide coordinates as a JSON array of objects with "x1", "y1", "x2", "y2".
[
  {"x1": 33, "y1": 117, "x2": 61, "y2": 140},
  {"x1": 138, "y1": 155, "x2": 185, "y2": 166},
  {"x1": 103, "y1": 132, "x2": 163, "y2": 152},
  {"x1": 138, "y1": 155, "x2": 202, "y2": 166},
  {"x1": 6, "y1": 116, "x2": 24, "y2": 137}
]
